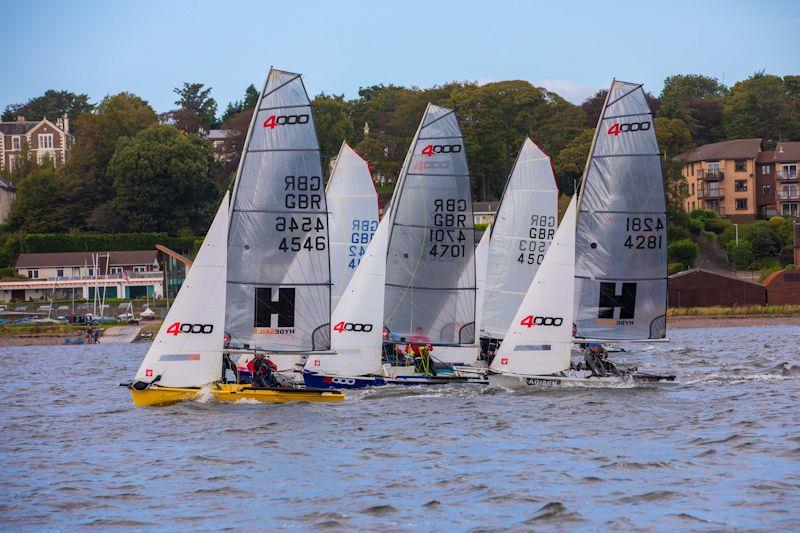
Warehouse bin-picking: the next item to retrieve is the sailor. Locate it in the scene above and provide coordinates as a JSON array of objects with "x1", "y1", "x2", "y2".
[
  {"x1": 405, "y1": 326, "x2": 432, "y2": 357},
  {"x1": 584, "y1": 342, "x2": 620, "y2": 377},
  {"x1": 251, "y1": 353, "x2": 277, "y2": 387}
]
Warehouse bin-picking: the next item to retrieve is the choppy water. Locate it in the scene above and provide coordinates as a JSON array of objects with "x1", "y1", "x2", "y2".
[{"x1": 1, "y1": 325, "x2": 799, "y2": 531}]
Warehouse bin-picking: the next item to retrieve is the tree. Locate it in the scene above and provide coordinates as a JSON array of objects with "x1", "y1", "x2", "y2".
[
  {"x1": 657, "y1": 75, "x2": 727, "y2": 140},
  {"x1": 311, "y1": 93, "x2": 354, "y2": 169},
  {"x1": 743, "y1": 221, "x2": 780, "y2": 258},
  {"x1": 554, "y1": 128, "x2": 594, "y2": 195},
  {"x1": 174, "y1": 82, "x2": 218, "y2": 128},
  {"x1": 89, "y1": 125, "x2": 221, "y2": 234},
  {"x1": 159, "y1": 108, "x2": 203, "y2": 134},
  {"x1": 580, "y1": 90, "x2": 607, "y2": 128},
  {"x1": 668, "y1": 239, "x2": 699, "y2": 268},
  {"x1": 722, "y1": 73, "x2": 800, "y2": 145},
  {"x1": 62, "y1": 92, "x2": 158, "y2": 228},
  {"x1": 6, "y1": 164, "x2": 68, "y2": 232},
  {"x1": 662, "y1": 160, "x2": 689, "y2": 214},
  {"x1": 220, "y1": 84, "x2": 260, "y2": 124},
  {"x1": 655, "y1": 117, "x2": 694, "y2": 159},
  {"x1": 2, "y1": 89, "x2": 94, "y2": 125}
]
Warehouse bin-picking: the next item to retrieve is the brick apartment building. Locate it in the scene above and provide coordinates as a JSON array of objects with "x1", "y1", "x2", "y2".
[
  {"x1": 678, "y1": 139, "x2": 799, "y2": 222},
  {"x1": 0, "y1": 114, "x2": 73, "y2": 172}
]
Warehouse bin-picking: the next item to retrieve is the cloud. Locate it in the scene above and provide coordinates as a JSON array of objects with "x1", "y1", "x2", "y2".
[{"x1": 533, "y1": 79, "x2": 601, "y2": 104}]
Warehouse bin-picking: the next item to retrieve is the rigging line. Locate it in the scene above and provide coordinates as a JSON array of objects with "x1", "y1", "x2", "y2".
[
  {"x1": 602, "y1": 111, "x2": 654, "y2": 120},
  {"x1": 258, "y1": 104, "x2": 310, "y2": 112},
  {"x1": 417, "y1": 135, "x2": 464, "y2": 141},
  {"x1": 227, "y1": 281, "x2": 332, "y2": 287},
  {"x1": 592, "y1": 153, "x2": 661, "y2": 158},
  {"x1": 405, "y1": 173, "x2": 470, "y2": 178},
  {"x1": 385, "y1": 283, "x2": 476, "y2": 291},
  {"x1": 247, "y1": 148, "x2": 320, "y2": 153},
  {"x1": 604, "y1": 82, "x2": 643, "y2": 109},
  {"x1": 421, "y1": 106, "x2": 456, "y2": 129},
  {"x1": 262, "y1": 73, "x2": 301, "y2": 99},
  {"x1": 574, "y1": 275, "x2": 666, "y2": 281}
]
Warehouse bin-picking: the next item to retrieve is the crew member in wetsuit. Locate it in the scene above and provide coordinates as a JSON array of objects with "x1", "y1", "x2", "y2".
[
  {"x1": 221, "y1": 353, "x2": 237, "y2": 383},
  {"x1": 251, "y1": 353, "x2": 277, "y2": 387},
  {"x1": 584, "y1": 342, "x2": 620, "y2": 377},
  {"x1": 406, "y1": 326, "x2": 434, "y2": 375}
]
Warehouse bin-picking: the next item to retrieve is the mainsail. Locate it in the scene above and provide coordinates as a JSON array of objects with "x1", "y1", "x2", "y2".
[
  {"x1": 480, "y1": 137, "x2": 559, "y2": 340},
  {"x1": 327, "y1": 142, "x2": 379, "y2": 311},
  {"x1": 134, "y1": 192, "x2": 229, "y2": 387},
  {"x1": 490, "y1": 196, "x2": 577, "y2": 376},
  {"x1": 226, "y1": 69, "x2": 331, "y2": 352},
  {"x1": 383, "y1": 104, "x2": 475, "y2": 345},
  {"x1": 574, "y1": 80, "x2": 667, "y2": 340}
]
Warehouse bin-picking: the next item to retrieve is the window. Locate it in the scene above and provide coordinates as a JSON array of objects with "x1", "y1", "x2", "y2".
[
  {"x1": 11, "y1": 136, "x2": 20, "y2": 150},
  {"x1": 782, "y1": 184, "x2": 799, "y2": 200},
  {"x1": 762, "y1": 185, "x2": 772, "y2": 196},
  {"x1": 27, "y1": 269, "x2": 39, "y2": 279},
  {"x1": 705, "y1": 161, "x2": 720, "y2": 177},
  {"x1": 735, "y1": 180, "x2": 748, "y2": 192},
  {"x1": 109, "y1": 266, "x2": 123, "y2": 275},
  {"x1": 133, "y1": 265, "x2": 148, "y2": 272},
  {"x1": 7, "y1": 154, "x2": 16, "y2": 172},
  {"x1": 782, "y1": 203, "x2": 798, "y2": 217},
  {"x1": 38, "y1": 134, "x2": 53, "y2": 149},
  {"x1": 781, "y1": 164, "x2": 798, "y2": 179},
  {"x1": 734, "y1": 160, "x2": 747, "y2": 172},
  {"x1": 735, "y1": 198, "x2": 748, "y2": 210},
  {"x1": 87, "y1": 267, "x2": 95, "y2": 277},
  {"x1": 691, "y1": 183, "x2": 695, "y2": 195},
  {"x1": 56, "y1": 269, "x2": 64, "y2": 277},
  {"x1": 761, "y1": 165, "x2": 771, "y2": 175}
]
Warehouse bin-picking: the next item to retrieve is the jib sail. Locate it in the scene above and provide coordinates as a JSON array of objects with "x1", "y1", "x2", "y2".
[
  {"x1": 327, "y1": 142, "x2": 379, "y2": 311},
  {"x1": 383, "y1": 104, "x2": 476, "y2": 346},
  {"x1": 480, "y1": 137, "x2": 559, "y2": 340},
  {"x1": 226, "y1": 69, "x2": 331, "y2": 352},
  {"x1": 574, "y1": 80, "x2": 667, "y2": 341}
]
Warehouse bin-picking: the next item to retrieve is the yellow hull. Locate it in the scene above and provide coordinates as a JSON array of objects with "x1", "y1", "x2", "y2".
[{"x1": 130, "y1": 383, "x2": 344, "y2": 407}]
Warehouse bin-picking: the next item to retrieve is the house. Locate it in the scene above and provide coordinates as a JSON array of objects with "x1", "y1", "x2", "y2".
[
  {"x1": 0, "y1": 114, "x2": 73, "y2": 172},
  {"x1": 202, "y1": 129, "x2": 239, "y2": 160},
  {"x1": 667, "y1": 268, "x2": 767, "y2": 307},
  {"x1": 677, "y1": 139, "x2": 763, "y2": 222},
  {"x1": 768, "y1": 141, "x2": 800, "y2": 218},
  {"x1": 0, "y1": 250, "x2": 163, "y2": 302},
  {"x1": 473, "y1": 201, "x2": 501, "y2": 225}
]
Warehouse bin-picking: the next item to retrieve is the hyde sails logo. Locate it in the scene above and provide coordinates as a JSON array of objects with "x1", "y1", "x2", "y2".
[
  {"x1": 596, "y1": 282, "x2": 637, "y2": 326},
  {"x1": 254, "y1": 287, "x2": 296, "y2": 334}
]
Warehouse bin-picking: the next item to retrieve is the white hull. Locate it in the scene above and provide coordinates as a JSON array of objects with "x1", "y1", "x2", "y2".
[{"x1": 489, "y1": 371, "x2": 677, "y2": 389}]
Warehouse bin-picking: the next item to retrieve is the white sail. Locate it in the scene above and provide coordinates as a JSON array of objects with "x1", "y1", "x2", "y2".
[
  {"x1": 434, "y1": 226, "x2": 489, "y2": 364},
  {"x1": 383, "y1": 103, "x2": 475, "y2": 346},
  {"x1": 304, "y1": 206, "x2": 391, "y2": 377},
  {"x1": 226, "y1": 69, "x2": 331, "y2": 352},
  {"x1": 134, "y1": 192, "x2": 229, "y2": 387},
  {"x1": 574, "y1": 80, "x2": 667, "y2": 341},
  {"x1": 327, "y1": 142, "x2": 379, "y2": 311},
  {"x1": 490, "y1": 196, "x2": 577, "y2": 376},
  {"x1": 481, "y1": 138, "x2": 559, "y2": 340}
]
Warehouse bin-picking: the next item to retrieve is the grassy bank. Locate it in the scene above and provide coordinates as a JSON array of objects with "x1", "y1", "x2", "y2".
[
  {"x1": 668, "y1": 305, "x2": 800, "y2": 317},
  {"x1": 0, "y1": 322, "x2": 130, "y2": 337}
]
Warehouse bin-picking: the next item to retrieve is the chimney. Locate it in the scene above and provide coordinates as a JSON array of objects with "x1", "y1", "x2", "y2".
[
  {"x1": 16, "y1": 116, "x2": 25, "y2": 122},
  {"x1": 62, "y1": 113, "x2": 69, "y2": 134}
]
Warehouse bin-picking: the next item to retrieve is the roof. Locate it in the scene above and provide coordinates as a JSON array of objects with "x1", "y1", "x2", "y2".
[
  {"x1": 676, "y1": 139, "x2": 763, "y2": 163},
  {"x1": 205, "y1": 129, "x2": 239, "y2": 141},
  {"x1": 763, "y1": 268, "x2": 800, "y2": 286},
  {"x1": 0, "y1": 121, "x2": 40, "y2": 135},
  {"x1": 771, "y1": 142, "x2": 800, "y2": 163},
  {"x1": 473, "y1": 201, "x2": 501, "y2": 213},
  {"x1": 15, "y1": 250, "x2": 158, "y2": 269},
  {"x1": 668, "y1": 268, "x2": 764, "y2": 288}
]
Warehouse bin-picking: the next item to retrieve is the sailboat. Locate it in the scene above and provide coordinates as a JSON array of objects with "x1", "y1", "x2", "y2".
[
  {"x1": 479, "y1": 137, "x2": 559, "y2": 358},
  {"x1": 327, "y1": 142, "x2": 379, "y2": 312},
  {"x1": 489, "y1": 80, "x2": 675, "y2": 387},
  {"x1": 125, "y1": 69, "x2": 345, "y2": 405},
  {"x1": 303, "y1": 104, "x2": 487, "y2": 388}
]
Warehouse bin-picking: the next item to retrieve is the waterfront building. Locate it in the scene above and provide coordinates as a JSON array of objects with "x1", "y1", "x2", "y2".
[{"x1": 0, "y1": 250, "x2": 163, "y2": 303}]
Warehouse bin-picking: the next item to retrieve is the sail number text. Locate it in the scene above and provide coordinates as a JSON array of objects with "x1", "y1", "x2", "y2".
[
  {"x1": 623, "y1": 216, "x2": 664, "y2": 250},
  {"x1": 607, "y1": 121, "x2": 651, "y2": 136},
  {"x1": 517, "y1": 214, "x2": 556, "y2": 265},
  {"x1": 278, "y1": 175, "x2": 326, "y2": 253},
  {"x1": 429, "y1": 199, "x2": 468, "y2": 258},
  {"x1": 348, "y1": 219, "x2": 378, "y2": 269}
]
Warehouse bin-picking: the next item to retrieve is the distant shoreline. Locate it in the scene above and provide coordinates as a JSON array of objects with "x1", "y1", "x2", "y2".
[{"x1": 0, "y1": 315, "x2": 796, "y2": 347}]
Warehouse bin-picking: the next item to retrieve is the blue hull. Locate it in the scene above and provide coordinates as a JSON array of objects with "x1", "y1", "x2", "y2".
[{"x1": 303, "y1": 372, "x2": 488, "y2": 390}]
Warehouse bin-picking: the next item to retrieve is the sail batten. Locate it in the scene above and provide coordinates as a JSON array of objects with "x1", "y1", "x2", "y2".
[
  {"x1": 226, "y1": 69, "x2": 331, "y2": 352},
  {"x1": 574, "y1": 80, "x2": 667, "y2": 341}
]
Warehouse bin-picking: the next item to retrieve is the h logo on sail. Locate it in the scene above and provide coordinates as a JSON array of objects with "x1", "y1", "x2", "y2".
[
  {"x1": 596, "y1": 282, "x2": 636, "y2": 325},
  {"x1": 255, "y1": 287, "x2": 296, "y2": 333}
]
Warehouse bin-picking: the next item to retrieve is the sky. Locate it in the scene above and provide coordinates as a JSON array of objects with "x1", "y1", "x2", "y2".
[{"x1": 2, "y1": 0, "x2": 799, "y2": 114}]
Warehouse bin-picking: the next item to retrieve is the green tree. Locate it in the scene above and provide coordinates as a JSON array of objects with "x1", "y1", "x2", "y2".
[
  {"x1": 2, "y1": 89, "x2": 94, "y2": 125},
  {"x1": 657, "y1": 75, "x2": 726, "y2": 143},
  {"x1": 655, "y1": 117, "x2": 694, "y2": 159},
  {"x1": 728, "y1": 241, "x2": 754, "y2": 270},
  {"x1": 220, "y1": 84, "x2": 260, "y2": 124},
  {"x1": 89, "y1": 125, "x2": 221, "y2": 234},
  {"x1": 768, "y1": 216, "x2": 794, "y2": 248},
  {"x1": 174, "y1": 82, "x2": 218, "y2": 128},
  {"x1": 62, "y1": 92, "x2": 158, "y2": 228},
  {"x1": 722, "y1": 73, "x2": 800, "y2": 145},
  {"x1": 554, "y1": 128, "x2": 594, "y2": 195},
  {"x1": 668, "y1": 239, "x2": 699, "y2": 268},
  {"x1": 743, "y1": 221, "x2": 781, "y2": 258},
  {"x1": 6, "y1": 164, "x2": 68, "y2": 232},
  {"x1": 662, "y1": 160, "x2": 689, "y2": 214},
  {"x1": 311, "y1": 93, "x2": 354, "y2": 169}
]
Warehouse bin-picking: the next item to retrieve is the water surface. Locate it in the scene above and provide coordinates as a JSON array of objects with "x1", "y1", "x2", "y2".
[{"x1": 1, "y1": 326, "x2": 798, "y2": 530}]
